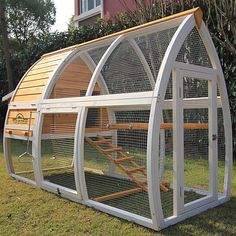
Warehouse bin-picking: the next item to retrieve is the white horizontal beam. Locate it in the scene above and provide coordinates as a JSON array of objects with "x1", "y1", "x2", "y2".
[
  {"x1": 5, "y1": 134, "x2": 33, "y2": 141},
  {"x1": 174, "y1": 62, "x2": 217, "y2": 75},
  {"x1": 84, "y1": 200, "x2": 153, "y2": 229},
  {"x1": 39, "y1": 94, "x2": 222, "y2": 113},
  {"x1": 163, "y1": 196, "x2": 228, "y2": 228},
  {"x1": 163, "y1": 96, "x2": 222, "y2": 110},
  {"x1": 8, "y1": 102, "x2": 38, "y2": 109},
  {"x1": 5, "y1": 125, "x2": 33, "y2": 131},
  {"x1": 39, "y1": 92, "x2": 153, "y2": 112}
]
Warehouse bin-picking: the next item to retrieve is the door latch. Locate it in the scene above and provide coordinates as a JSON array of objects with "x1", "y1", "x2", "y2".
[{"x1": 212, "y1": 134, "x2": 217, "y2": 141}]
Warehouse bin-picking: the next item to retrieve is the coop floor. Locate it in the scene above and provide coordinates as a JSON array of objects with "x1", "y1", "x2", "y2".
[{"x1": 41, "y1": 170, "x2": 204, "y2": 218}]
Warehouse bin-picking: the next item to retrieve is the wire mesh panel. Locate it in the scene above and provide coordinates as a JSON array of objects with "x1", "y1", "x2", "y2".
[
  {"x1": 83, "y1": 108, "x2": 151, "y2": 219},
  {"x1": 217, "y1": 87, "x2": 226, "y2": 194},
  {"x1": 176, "y1": 27, "x2": 212, "y2": 68},
  {"x1": 160, "y1": 109, "x2": 174, "y2": 218},
  {"x1": 8, "y1": 139, "x2": 34, "y2": 180},
  {"x1": 135, "y1": 27, "x2": 178, "y2": 80},
  {"x1": 183, "y1": 77, "x2": 209, "y2": 203},
  {"x1": 41, "y1": 113, "x2": 77, "y2": 190},
  {"x1": 88, "y1": 45, "x2": 110, "y2": 65},
  {"x1": 96, "y1": 40, "x2": 152, "y2": 94}
]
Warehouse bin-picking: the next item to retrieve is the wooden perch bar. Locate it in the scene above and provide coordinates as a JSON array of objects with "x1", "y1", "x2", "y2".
[
  {"x1": 105, "y1": 122, "x2": 208, "y2": 130},
  {"x1": 94, "y1": 187, "x2": 143, "y2": 202},
  {"x1": 5, "y1": 129, "x2": 33, "y2": 137}
]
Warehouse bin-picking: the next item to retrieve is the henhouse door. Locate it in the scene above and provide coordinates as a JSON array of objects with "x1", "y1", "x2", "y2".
[{"x1": 173, "y1": 63, "x2": 218, "y2": 215}]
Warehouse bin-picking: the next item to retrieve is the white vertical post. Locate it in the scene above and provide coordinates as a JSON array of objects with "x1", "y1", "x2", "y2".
[
  {"x1": 77, "y1": 35, "x2": 124, "y2": 201},
  {"x1": 3, "y1": 109, "x2": 14, "y2": 175},
  {"x1": 208, "y1": 79, "x2": 218, "y2": 198},
  {"x1": 77, "y1": 107, "x2": 89, "y2": 200},
  {"x1": 32, "y1": 110, "x2": 41, "y2": 186},
  {"x1": 73, "y1": 108, "x2": 83, "y2": 200},
  {"x1": 173, "y1": 68, "x2": 184, "y2": 216},
  {"x1": 34, "y1": 112, "x2": 45, "y2": 186},
  {"x1": 159, "y1": 117, "x2": 165, "y2": 180},
  {"x1": 81, "y1": 52, "x2": 117, "y2": 177},
  {"x1": 3, "y1": 137, "x2": 13, "y2": 174}
]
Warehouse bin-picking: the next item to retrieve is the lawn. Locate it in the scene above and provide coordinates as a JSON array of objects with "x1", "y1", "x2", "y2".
[{"x1": 0, "y1": 137, "x2": 236, "y2": 235}]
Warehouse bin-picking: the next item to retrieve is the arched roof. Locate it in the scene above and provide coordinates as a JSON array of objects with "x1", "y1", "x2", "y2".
[{"x1": 10, "y1": 7, "x2": 203, "y2": 103}]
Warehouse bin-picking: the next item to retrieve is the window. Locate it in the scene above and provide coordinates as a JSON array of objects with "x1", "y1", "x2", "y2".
[{"x1": 81, "y1": 0, "x2": 101, "y2": 14}]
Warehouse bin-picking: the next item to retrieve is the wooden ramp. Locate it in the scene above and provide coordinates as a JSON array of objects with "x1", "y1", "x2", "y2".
[{"x1": 85, "y1": 136, "x2": 169, "y2": 202}]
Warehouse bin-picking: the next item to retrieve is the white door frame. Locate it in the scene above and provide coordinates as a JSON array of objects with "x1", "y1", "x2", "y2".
[{"x1": 173, "y1": 63, "x2": 218, "y2": 215}]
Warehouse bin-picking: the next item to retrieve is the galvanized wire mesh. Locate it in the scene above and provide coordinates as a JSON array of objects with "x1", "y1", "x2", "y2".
[
  {"x1": 160, "y1": 109, "x2": 174, "y2": 218},
  {"x1": 160, "y1": 75, "x2": 211, "y2": 218},
  {"x1": 41, "y1": 113, "x2": 77, "y2": 190},
  {"x1": 9, "y1": 139, "x2": 34, "y2": 180},
  {"x1": 183, "y1": 77, "x2": 209, "y2": 201},
  {"x1": 83, "y1": 108, "x2": 151, "y2": 218},
  {"x1": 217, "y1": 89, "x2": 226, "y2": 194},
  {"x1": 96, "y1": 40, "x2": 152, "y2": 94},
  {"x1": 176, "y1": 27, "x2": 212, "y2": 68},
  {"x1": 135, "y1": 27, "x2": 178, "y2": 80},
  {"x1": 88, "y1": 45, "x2": 110, "y2": 65}
]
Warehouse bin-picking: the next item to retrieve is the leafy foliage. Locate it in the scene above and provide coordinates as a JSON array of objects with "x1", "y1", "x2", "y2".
[{"x1": 6, "y1": 0, "x2": 56, "y2": 45}]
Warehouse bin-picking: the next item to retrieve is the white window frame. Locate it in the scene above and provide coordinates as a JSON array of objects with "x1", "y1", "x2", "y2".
[{"x1": 77, "y1": 0, "x2": 102, "y2": 23}]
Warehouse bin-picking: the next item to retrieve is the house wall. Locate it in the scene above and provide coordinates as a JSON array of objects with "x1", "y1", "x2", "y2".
[
  {"x1": 74, "y1": 0, "x2": 151, "y2": 26},
  {"x1": 103, "y1": 0, "x2": 150, "y2": 19},
  {"x1": 79, "y1": 13, "x2": 101, "y2": 26}
]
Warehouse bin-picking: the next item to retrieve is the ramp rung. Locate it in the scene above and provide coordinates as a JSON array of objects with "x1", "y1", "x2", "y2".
[
  {"x1": 93, "y1": 139, "x2": 112, "y2": 144},
  {"x1": 128, "y1": 166, "x2": 145, "y2": 173},
  {"x1": 85, "y1": 135, "x2": 169, "y2": 192},
  {"x1": 137, "y1": 179, "x2": 147, "y2": 185},
  {"x1": 115, "y1": 156, "x2": 134, "y2": 163},
  {"x1": 103, "y1": 147, "x2": 123, "y2": 152}
]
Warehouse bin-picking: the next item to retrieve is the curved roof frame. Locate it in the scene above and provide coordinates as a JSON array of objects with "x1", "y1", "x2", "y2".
[
  {"x1": 148, "y1": 14, "x2": 196, "y2": 229},
  {"x1": 40, "y1": 14, "x2": 185, "y2": 101}
]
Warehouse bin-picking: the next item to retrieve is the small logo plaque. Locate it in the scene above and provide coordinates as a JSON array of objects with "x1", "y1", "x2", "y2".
[{"x1": 13, "y1": 113, "x2": 28, "y2": 124}]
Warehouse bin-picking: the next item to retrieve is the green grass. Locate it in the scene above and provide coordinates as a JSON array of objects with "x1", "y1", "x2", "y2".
[{"x1": 0, "y1": 137, "x2": 236, "y2": 235}]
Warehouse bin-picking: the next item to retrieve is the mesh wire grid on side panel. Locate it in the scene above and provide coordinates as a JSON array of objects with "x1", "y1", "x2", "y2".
[
  {"x1": 90, "y1": 40, "x2": 152, "y2": 94},
  {"x1": 41, "y1": 114, "x2": 77, "y2": 190},
  {"x1": 183, "y1": 77, "x2": 209, "y2": 203},
  {"x1": 217, "y1": 86, "x2": 226, "y2": 194},
  {"x1": 135, "y1": 27, "x2": 178, "y2": 80},
  {"x1": 10, "y1": 139, "x2": 34, "y2": 180},
  {"x1": 88, "y1": 27, "x2": 178, "y2": 94},
  {"x1": 84, "y1": 108, "x2": 151, "y2": 218},
  {"x1": 176, "y1": 27, "x2": 212, "y2": 68},
  {"x1": 88, "y1": 45, "x2": 110, "y2": 65},
  {"x1": 161, "y1": 108, "x2": 174, "y2": 218}
]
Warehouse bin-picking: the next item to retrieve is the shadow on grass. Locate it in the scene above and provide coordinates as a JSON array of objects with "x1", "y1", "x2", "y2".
[{"x1": 157, "y1": 196, "x2": 236, "y2": 236}]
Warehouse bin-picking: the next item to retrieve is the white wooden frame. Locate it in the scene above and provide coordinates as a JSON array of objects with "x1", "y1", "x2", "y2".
[{"x1": 173, "y1": 66, "x2": 218, "y2": 215}]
